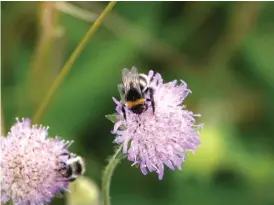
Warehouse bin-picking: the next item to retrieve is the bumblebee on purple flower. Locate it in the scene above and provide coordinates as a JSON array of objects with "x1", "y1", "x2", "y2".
[
  {"x1": 0, "y1": 118, "x2": 86, "y2": 205},
  {"x1": 120, "y1": 66, "x2": 158, "y2": 117},
  {"x1": 110, "y1": 67, "x2": 203, "y2": 180}
]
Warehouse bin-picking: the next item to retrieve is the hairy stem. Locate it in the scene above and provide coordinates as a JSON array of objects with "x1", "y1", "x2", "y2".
[
  {"x1": 33, "y1": 1, "x2": 117, "y2": 123},
  {"x1": 102, "y1": 145, "x2": 123, "y2": 205}
]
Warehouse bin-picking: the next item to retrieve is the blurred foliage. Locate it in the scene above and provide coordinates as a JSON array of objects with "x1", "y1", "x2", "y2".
[
  {"x1": 66, "y1": 176, "x2": 100, "y2": 205},
  {"x1": 1, "y1": 1, "x2": 274, "y2": 205}
]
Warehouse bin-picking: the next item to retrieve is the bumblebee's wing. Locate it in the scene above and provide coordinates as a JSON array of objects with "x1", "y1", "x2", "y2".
[
  {"x1": 118, "y1": 84, "x2": 126, "y2": 104},
  {"x1": 122, "y1": 67, "x2": 141, "y2": 93}
]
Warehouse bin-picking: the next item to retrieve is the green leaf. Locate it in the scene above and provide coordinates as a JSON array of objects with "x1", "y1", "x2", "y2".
[
  {"x1": 119, "y1": 125, "x2": 127, "y2": 131},
  {"x1": 106, "y1": 114, "x2": 127, "y2": 130},
  {"x1": 105, "y1": 114, "x2": 118, "y2": 124}
]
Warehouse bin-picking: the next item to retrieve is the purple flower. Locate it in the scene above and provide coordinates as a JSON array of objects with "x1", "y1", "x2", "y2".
[
  {"x1": 111, "y1": 69, "x2": 203, "y2": 180},
  {"x1": 0, "y1": 118, "x2": 74, "y2": 205}
]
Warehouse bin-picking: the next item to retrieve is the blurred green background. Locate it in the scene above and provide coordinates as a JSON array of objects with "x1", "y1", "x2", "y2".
[{"x1": 1, "y1": 1, "x2": 274, "y2": 205}]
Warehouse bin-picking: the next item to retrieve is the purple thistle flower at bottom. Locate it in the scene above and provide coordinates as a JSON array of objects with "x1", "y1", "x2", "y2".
[
  {"x1": 112, "y1": 69, "x2": 203, "y2": 180},
  {"x1": 0, "y1": 118, "x2": 74, "y2": 205}
]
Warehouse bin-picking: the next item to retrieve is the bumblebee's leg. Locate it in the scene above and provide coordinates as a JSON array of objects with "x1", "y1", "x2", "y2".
[
  {"x1": 59, "y1": 190, "x2": 65, "y2": 197},
  {"x1": 122, "y1": 106, "x2": 127, "y2": 120},
  {"x1": 150, "y1": 72, "x2": 159, "y2": 86},
  {"x1": 57, "y1": 160, "x2": 67, "y2": 172},
  {"x1": 68, "y1": 178, "x2": 76, "y2": 182},
  {"x1": 57, "y1": 165, "x2": 66, "y2": 173},
  {"x1": 57, "y1": 153, "x2": 70, "y2": 172},
  {"x1": 60, "y1": 152, "x2": 72, "y2": 159},
  {"x1": 60, "y1": 152, "x2": 69, "y2": 156},
  {"x1": 148, "y1": 87, "x2": 155, "y2": 114}
]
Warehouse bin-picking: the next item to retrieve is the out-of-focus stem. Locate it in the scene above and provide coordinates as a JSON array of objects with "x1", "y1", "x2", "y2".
[
  {"x1": 27, "y1": 2, "x2": 61, "y2": 109},
  {"x1": 55, "y1": 2, "x2": 200, "y2": 68},
  {"x1": 55, "y1": 2, "x2": 97, "y2": 22},
  {"x1": 32, "y1": 1, "x2": 117, "y2": 123},
  {"x1": 208, "y1": 2, "x2": 260, "y2": 67},
  {"x1": 102, "y1": 145, "x2": 123, "y2": 205}
]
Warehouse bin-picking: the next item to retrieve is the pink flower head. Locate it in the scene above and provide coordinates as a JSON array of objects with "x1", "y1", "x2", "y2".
[
  {"x1": 0, "y1": 118, "x2": 75, "y2": 205},
  {"x1": 111, "y1": 68, "x2": 203, "y2": 180}
]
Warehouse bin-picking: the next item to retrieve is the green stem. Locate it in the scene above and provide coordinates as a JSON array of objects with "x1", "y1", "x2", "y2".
[
  {"x1": 102, "y1": 145, "x2": 123, "y2": 205},
  {"x1": 33, "y1": 1, "x2": 117, "y2": 124}
]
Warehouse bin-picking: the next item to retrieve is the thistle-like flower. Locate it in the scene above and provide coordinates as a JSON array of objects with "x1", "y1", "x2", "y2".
[
  {"x1": 110, "y1": 68, "x2": 203, "y2": 180},
  {"x1": 0, "y1": 118, "x2": 75, "y2": 205}
]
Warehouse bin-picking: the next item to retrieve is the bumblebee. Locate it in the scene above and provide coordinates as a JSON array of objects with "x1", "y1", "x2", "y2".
[
  {"x1": 121, "y1": 67, "x2": 156, "y2": 117},
  {"x1": 58, "y1": 153, "x2": 86, "y2": 182}
]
